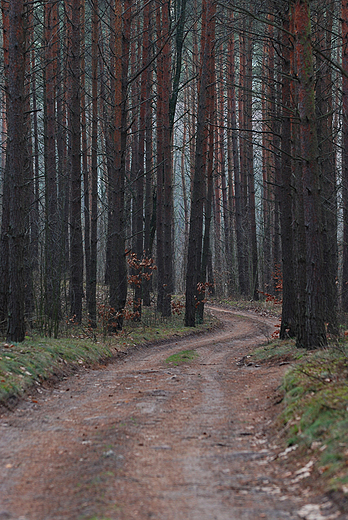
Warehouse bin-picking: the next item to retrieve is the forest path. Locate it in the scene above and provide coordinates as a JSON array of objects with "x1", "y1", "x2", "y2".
[{"x1": 0, "y1": 307, "x2": 343, "y2": 520}]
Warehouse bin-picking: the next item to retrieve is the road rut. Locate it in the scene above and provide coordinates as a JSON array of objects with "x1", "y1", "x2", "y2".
[{"x1": 0, "y1": 307, "x2": 343, "y2": 520}]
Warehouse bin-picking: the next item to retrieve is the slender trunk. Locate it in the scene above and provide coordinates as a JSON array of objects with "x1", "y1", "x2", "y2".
[
  {"x1": 316, "y1": 7, "x2": 337, "y2": 334},
  {"x1": 44, "y1": 0, "x2": 61, "y2": 329},
  {"x1": 81, "y1": 0, "x2": 91, "y2": 325},
  {"x1": 245, "y1": 25, "x2": 258, "y2": 300},
  {"x1": 293, "y1": 0, "x2": 326, "y2": 348},
  {"x1": 280, "y1": 8, "x2": 296, "y2": 338},
  {"x1": 161, "y1": 0, "x2": 173, "y2": 317},
  {"x1": 227, "y1": 21, "x2": 241, "y2": 296},
  {"x1": 185, "y1": 0, "x2": 213, "y2": 327},
  {"x1": 143, "y1": 0, "x2": 154, "y2": 307},
  {"x1": 0, "y1": 0, "x2": 9, "y2": 333},
  {"x1": 342, "y1": 0, "x2": 348, "y2": 312},
  {"x1": 156, "y1": 4, "x2": 164, "y2": 312},
  {"x1": 238, "y1": 21, "x2": 250, "y2": 296},
  {"x1": 108, "y1": 0, "x2": 130, "y2": 330},
  {"x1": 89, "y1": 0, "x2": 99, "y2": 328},
  {"x1": 197, "y1": 9, "x2": 215, "y2": 321},
  {"x1": 68, "y1": 0, "x2": 83, "y2": 323},
  {"x1": 7, "y1": 0, "x2": 27, "y2": 341}
]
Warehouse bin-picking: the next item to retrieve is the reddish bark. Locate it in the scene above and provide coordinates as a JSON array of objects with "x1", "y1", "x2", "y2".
[
  {"x1": 293, "y1": 0, "x2": 326, "y2": 348},
  {"x1": 108, "y1": 0, "x2": 130, "y2": 330},
  {"x1": 142, "y1": 0, "x2": 154, "y2": 307},
  {"x1": 156, "y1": 2, "x2": 164, "y2": 313},
  {"x1": 197, "y1": 3, "x2": 216, "y2": 320}
]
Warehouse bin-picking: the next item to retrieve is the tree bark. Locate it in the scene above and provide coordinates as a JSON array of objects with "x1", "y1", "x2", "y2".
[
  {"x1": 293, "y1": 0, "x2": 327, "y2": 348},
  {"x1": 88, "y1": 0, "x2": 99, "y2": 328},
  {"x1": 7, "y1": 0, "x2": 27, "y2": 342},
  {"x1": 185, "y1": 0, "x2": 213, "y2": 327},
  {"x1": 316, "y1": 5, "x2": 338, "y2": 334},
  {"x1": 341, "y1": 0, "x2": 348, "y2": 312},
  {"x1": 0, "y1": 0, "x2": 10, "y2": 333},
  {"x1": 44, "y1": 0, "x2": 61, "y2": 330},
  {"x1": 280, "y1": 7, "x2": 296, "y2": 339},
  {"x1": 68, "y1": 0, "x2": 84, "y2": 323}
]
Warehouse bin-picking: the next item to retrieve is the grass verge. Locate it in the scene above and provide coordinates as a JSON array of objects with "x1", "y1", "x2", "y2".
[
  {"x1": 251, "y1": 338, "x2": 348, "y2": 493},
  {"x1": 0, "y1": 310, "x2": 217, "y2": 408},
  {"x1": 278, "y1": 344, "x2": 348, "y2": 491}
]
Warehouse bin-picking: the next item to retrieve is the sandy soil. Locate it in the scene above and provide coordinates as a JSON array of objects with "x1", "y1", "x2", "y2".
[{"x1": 0, "y1": 306, "x2": 344, "y2": 520}]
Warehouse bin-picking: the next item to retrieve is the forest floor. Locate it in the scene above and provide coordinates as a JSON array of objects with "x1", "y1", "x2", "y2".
[{"x1": 0, "y1": 306, "x2": 345, "y2": 520}]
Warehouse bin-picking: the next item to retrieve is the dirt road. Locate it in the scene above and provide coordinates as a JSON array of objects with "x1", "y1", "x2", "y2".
[{"x1": 0, "y1": 307, "x2": 343, "y2": 520}]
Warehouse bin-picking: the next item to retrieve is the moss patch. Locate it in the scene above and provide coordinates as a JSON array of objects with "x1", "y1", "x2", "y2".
[
  {"x1": 165, "y1": 349, "x2": 199, "y2": 366},
  {"x1": 251, "y1": 339, "x2": 306, "y2": 365},
  {"x1": 276, "y1": 344, "x2": 348, "y2": 491}
]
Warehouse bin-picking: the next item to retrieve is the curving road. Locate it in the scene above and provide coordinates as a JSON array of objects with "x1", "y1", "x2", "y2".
[{"x1": 0, "y1": 307, "x2": 343, "y2": 520}]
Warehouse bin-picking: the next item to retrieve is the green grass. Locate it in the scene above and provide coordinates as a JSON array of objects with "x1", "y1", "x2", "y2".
[
  {"x1": 275, "y1": 343, "x2": 348, "y2": 491},
  {"x1": 165, "y1": 349, "x2": 199, "y2": 365},
  {"x1": 251, "y1": 338, "x2": 307, "y2": 364},
  {"x1": 0, "y1": 337, "x2": 113, "y2": 404},
  {"x1": 246, "y1": 334, "x2": 348, "y2": 492},
  {"x1": 0, "y1": 308, "x2": 217, "y2": 407}
]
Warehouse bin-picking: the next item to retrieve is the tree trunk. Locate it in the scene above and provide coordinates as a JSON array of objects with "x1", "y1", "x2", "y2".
[
  {"x1": 44, "y1": 0, "x2": 61, "y2": 331},
  {"x1": 185, "y1": 0, "x2": 213, "y2": 327},
  {"x1": 245, "y1": 25, "x2": 259, "y2": 300},
  {"x1": 88, "y1": 0, "x2": 99, "y2": 328},
  {"x1": 293, "y1": 0, "x2": 327, "y2": 348},
  {"x1": 156, "y1": 4, "x2": 165, "y2": 313},
  {"x1": 7, "y1": 0, "x2": 27, "y2": 342},
  {"x1": 316, "y1": 6, "x2": 338, "y2": 334},
  {"x1": 142, "y1": 0, "x2": 154, "y2": 307},
  {"x1": 341, "y1": 0, "x2": 348, "y2": 312},
  {"x1": 68, "y1": 0, "x2": 83, "y2": 323},
  {"x1": 0, "y1": 0, "x2": 9, "y2": 333},
  {"x1": 280, "y1": 7, "x2": 296, "y2": 338},
  {"x1": 238, "y1": 21, "x2": 250, "y2": 296},
  {"x1": 107, "y1": 0, "x2": 130, "y2": 330},
  {"x1": 227, "y1": 20, "x2": 241, "y2": 296},
  {"x1": 161, "y1": 0, "x2": 174, "y2": 317}
]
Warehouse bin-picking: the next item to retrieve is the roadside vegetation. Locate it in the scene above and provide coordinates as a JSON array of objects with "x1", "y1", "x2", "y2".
[
  {"x1": 215, "y1": 296, "x2": 347, "y2": 498},
  {"x1": 279, "y1": 345, "x2": 348, "y2": 491},
  {"x1": 249, "y1": 312, "x2": 348, "y2": 496},
  {"x1": 0, "y1": 301, "x2": 217, "y2": 408}
]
